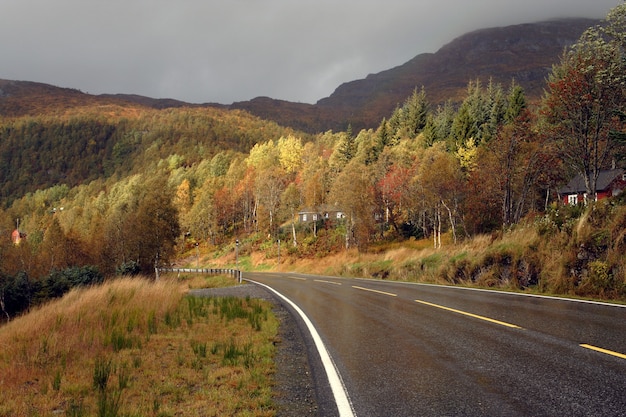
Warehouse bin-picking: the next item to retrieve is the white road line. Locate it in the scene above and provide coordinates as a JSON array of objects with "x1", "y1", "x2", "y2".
[
  {"x1": 315, "y1": 279, "x2": 342, "y2": 285},
  {"x1": 247, "y1": 279, "x2": 356, "y2": 417},
  {"x1": 363, "y1": 279, "x2": 626, "y2": 308},
  {"x1": 352, "y1": 286, "x2": 397, "y2": 297}
]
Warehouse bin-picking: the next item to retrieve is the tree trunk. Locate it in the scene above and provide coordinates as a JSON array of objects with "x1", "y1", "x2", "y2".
[
  {"x1": 0, "y1": 294, "x2": 10, "y2": 322},
  {"x1": 441, "y1": 200, "x2": 457, "y2": 244}
]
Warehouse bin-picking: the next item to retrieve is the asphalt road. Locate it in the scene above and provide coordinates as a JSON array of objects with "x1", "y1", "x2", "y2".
[{"x1": 245, "y1": 272, "x2": 626, "y2": 417}]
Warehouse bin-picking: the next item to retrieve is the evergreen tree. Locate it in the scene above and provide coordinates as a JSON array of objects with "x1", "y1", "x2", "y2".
[
  {"x1": 485, "y1": 79, "x2": 507, "y2": 141},
  {"x1": 404, "y1": 86, "x2": 430, "y2": 138},
  {"x1": 451, "y1": 80, "x2": 490, "y2": 147},
  {"x1": 422, "y1": 101, "x2": 455, "y2": 147},
  {"x1": 505, "y1": 82, "x2": 527, "y2": 123}
]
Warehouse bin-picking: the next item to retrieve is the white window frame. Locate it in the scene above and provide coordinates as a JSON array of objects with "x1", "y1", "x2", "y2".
[{"x1": 567, "y1": 194, "x2": 578, "y2": 205}]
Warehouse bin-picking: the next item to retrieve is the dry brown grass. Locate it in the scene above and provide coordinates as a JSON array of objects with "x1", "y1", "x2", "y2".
[{"x1": 0, "y1": 277, "x2": 278, "y2": 417}]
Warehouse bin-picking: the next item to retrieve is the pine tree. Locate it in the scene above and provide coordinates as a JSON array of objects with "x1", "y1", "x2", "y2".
[{"x1": 505, "y1": 82, "x2": 527, "y2": 123}]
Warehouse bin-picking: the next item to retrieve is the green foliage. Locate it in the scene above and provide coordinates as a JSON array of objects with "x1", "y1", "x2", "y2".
[
  {"x1": 93, "y1": 356, "x2": 113, "y2": 393},
  {"x1": 115, "y1": 261, "x2": 141, "y2": 276},
  {"x1": 0, "y1": 118, "x2": 120, "y2": 205},
  {"x1": 52, "y1": 369, "x2": 62, "y2": 391},
  {"x1": 191, "y1": 340, "x2": 208, "y2": 358},
  {"x1": 0, "y1": 266, "x2": 102, "y2": 321},
  {"x1": 93, "y1": 356, "x2": 124, "y2": 417},
  {"x1": 220, "y1": 340, "x2": 256, "y2": 368}
]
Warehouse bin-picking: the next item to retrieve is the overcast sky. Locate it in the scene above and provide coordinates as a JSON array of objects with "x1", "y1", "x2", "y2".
[{"x1": 0, "y1": 0, "x2": 621, "y2": 104}]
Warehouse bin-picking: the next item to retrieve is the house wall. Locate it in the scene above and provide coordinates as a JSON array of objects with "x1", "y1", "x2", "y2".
[{"x1": 563, "y1": 190, "x2": 613, "y2": 205}]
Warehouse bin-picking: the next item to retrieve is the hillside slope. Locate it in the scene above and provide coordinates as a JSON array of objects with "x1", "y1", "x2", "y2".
[{"x1": 233, "y1": 18, "x2": 598, "y2": 132}]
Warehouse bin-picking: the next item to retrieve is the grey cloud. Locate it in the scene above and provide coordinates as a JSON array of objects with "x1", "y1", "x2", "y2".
[{"x1": 0, "y1": 0, "x2": 619, "y2": 104}]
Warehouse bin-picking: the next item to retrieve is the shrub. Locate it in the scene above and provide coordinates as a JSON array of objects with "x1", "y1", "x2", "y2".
[
  {"x1": 115, "y1": 261, "x2": 141, "y2": 276},
  {"x1": 578, "y1": 260, "x2": 614, "y2": 296}
]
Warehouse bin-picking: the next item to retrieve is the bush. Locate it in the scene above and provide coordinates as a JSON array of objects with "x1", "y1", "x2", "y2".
[
  {"x1": 578, "y1": 260, "x2": 615, "y2": 297},
  {"x1": 116, "y1": 261, "x2": 141, "y2": 276},
  {"x1": 1, "y1": 266, "x2": 103, "y2": 320}
]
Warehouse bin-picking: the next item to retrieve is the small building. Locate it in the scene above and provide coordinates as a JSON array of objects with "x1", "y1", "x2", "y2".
[
  {"x1": 11, "y1": 229, "x2": 25, "y2": 245},
  {"x1": 559, "y1": 168, "x2": 626, "y2": 205},
  {"x1": 298, "y1": 205, "x2": 345, "y2": 223}
]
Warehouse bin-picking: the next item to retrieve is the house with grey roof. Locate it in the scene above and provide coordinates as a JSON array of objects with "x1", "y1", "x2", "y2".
[{"x1": 559, "y1": 168, "x2": 626, "y2": 205}]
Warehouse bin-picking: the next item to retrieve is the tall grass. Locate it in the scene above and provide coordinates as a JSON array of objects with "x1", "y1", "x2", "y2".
[
  {"x1": 0, "y1": 277, "x2": 278, "y2": 416},
  {"x1": 281, "y1": 213, "x2": 625, "y2": 301}
]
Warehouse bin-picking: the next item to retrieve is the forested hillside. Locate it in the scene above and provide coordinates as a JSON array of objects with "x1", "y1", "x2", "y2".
[
  {"x1": 0, "y1": 106, "x2": 297, "y2": 204},
  {"x1": 1, "y1": 7, "x2": 626, "y2": 322}
]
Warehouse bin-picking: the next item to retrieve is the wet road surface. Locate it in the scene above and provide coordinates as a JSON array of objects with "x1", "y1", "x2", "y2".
[{"x1": 245, "y1": 272, "x2": 626, "y2": 417}]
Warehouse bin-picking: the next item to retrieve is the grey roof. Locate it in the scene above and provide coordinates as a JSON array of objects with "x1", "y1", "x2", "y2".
[{"x1": 559, "y1": 169, "x2": 624, "y2": 194}]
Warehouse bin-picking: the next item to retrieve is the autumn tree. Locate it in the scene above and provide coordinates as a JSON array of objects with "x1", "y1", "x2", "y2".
[
  {"x1": 329, "y1": 160, "x2": 377, "y2": 250},
  {"x1": 377, "y1": 164, "x2": 413, "y2": 234},
  {"x1": 183, "y1": 177, "x2": 221, "y2": 244},
  {"x1": 464, "y1": 148, "x2": 502, "y2": 234},
  {"x1": 299, "y1": 155, "x2": 330, "y2": 210},
  {"x1": 418, "y1": 144, "x2": 465, "y2": 246},
  {"x1": 281, "y1": 183, "x2": 301, "y2": 247},
  {"x1": 277, "y1": 135, "x2": 304, "y2": 174},
  {"x1": 255, "y1": 167, "x2": 287, "y2": 236},
  {"x1": 118, "y1": 174, "x2": 180, "y2": 274},
  {"x1": 492, "y1": 110, "x2": 556, "y2": 226},
  {"x1": 543, "y1": 9, "x2": 626, "y2": 200},
  {"x1": 173, "y1": 178, "x2": 192, "y2": 217}
]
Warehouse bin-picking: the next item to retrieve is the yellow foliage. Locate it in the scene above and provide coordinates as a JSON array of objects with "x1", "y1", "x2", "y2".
[
  {"x1": 455, "y1": 137, "x2": 478, "y2": 172},
  {"x1": 277, "y1": 135, "x2": 304, "y2": 173}
]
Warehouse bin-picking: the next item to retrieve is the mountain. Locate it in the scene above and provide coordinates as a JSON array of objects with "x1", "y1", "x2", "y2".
[
  {"x1": 232, "y1": 18, "x2": 599, "y2": 132},
  {"x1": 0, "y1": 18, "x2": 599, "y2": 133}
]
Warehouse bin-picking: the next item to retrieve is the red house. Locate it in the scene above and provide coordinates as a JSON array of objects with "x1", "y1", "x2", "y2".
[{"x1": 559, "y1": 168, "x2": 626, "y2": 205}]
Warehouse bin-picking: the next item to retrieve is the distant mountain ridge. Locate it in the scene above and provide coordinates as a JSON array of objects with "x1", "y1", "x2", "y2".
[
  {"x1": 234, "y1": 18, "x2": 598, "y2": 132},
  {"x1": 0, "y1": 18, "x2": 599, "y2": 132}
]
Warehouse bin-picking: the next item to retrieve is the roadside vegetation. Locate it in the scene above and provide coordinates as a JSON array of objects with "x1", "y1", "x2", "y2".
[
  {"x1": 192, "y1": 203, "x2": 625, "y2": 304},
  {"x1": 0, "y1": 276, "x2": 278, "y2": 417}
]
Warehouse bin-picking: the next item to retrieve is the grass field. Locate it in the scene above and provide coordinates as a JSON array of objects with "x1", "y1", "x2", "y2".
[{"x1": 0, "y1": 275, "x2": 279, "y2": 417}]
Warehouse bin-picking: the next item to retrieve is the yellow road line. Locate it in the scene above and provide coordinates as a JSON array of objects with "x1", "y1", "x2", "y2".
[
  {"x1": 580, "y1": 344, "x2": 626, "y2": 360},
  {"x1": 315, "y1": 279, "x2": 342, "y2": 285},
  {"x1": 352, "y1": 286, "x2": 397, "y2": 297},
  {"x1": 415, "y1": 299, "x2": 523, "y2": 329}
]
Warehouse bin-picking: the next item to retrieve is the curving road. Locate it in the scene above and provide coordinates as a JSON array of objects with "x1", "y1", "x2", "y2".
[{"x1": 245, "y1": 272, "x2": 626, "y2": 417}]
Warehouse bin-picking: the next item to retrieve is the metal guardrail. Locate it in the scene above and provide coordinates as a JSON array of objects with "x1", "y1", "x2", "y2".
[{"x1": 156, "y1": 267, "x2": 242, "y2": 283}]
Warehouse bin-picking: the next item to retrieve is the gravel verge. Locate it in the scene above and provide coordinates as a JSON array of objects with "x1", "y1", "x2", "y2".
[{"x1": 189, "y1": 284, "x2": 320, "y2": 416}]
